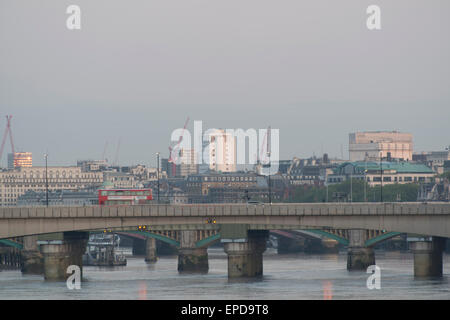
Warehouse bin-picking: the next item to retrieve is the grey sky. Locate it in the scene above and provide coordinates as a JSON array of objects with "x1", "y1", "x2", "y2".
[{"x1": 1, "y1": 0, "x2": 449, "y2": 167}]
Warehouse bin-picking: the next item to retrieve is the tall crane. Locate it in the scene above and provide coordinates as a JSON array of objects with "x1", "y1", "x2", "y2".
[
  {"x1": 113, "y1": 138, "x2": 121, "y2": 167},
  {"x1": 259, "y1": 126, "x2": 271, "y2": 165},
  {"x1": 168, "y1": 117, "x2": 189, "y2": 177},
  {"x1": 0, "y1": 115, "x2": 15, "y2": 166},
  {"x1": 102, "y1": 141, "x2": 108, "y2": 162}
]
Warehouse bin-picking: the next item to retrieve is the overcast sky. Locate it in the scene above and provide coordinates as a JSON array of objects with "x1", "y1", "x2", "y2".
[{"x1": 1, "y1": 0, "x2": 449, "y2": 167}]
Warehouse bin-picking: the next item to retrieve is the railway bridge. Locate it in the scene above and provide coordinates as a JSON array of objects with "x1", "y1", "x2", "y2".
[{"x1": 0, "y1": 202, "x2": 449, "y2": 280}]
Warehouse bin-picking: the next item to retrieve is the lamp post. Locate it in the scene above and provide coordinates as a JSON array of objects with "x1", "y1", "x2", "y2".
[
  {"x1": 364, "y1": 160, "x2": 367, "y2": 202},
  {"x1": 267, "y1": 151, "x2": 271, "y2": 204},
  {"x1": 156, "y1": 152, "x2": 160, "y2": 204},
  {"x1": 380, "y1": 152, "x2": 383, "y2": 203},
  {"x1": 44, "y1": 153, "x2": 48, "y2": 207},
  {"x1": 350, "y1": 169, "x2": 353, "y2": 203}
]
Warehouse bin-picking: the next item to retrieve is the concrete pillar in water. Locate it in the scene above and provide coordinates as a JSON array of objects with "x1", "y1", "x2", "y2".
[
  {"x1": 409, "y1": 237, "x2": 446, "y2": 278},
  {"x1": 224, "y1": 230, "x2": 268, "y2": 278},
  {"x1": 145, "y1": 238, "x2": 158, "y2": 263},
  {"x1": 21, "y1": 235, "x2": 44, "y2": 275},
  {"x1": 40, "y1": 232, "x2": 88, "y2": 281},
  {"x1": 347, "y1": 229, "x2": 375, "y2": 271},
  {"x1": 177, "y1": 230, "x2": 208, "y2": 273}
]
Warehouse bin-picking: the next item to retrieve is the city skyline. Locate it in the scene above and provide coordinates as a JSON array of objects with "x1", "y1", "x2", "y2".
[
  {"x1": 1, "y1": 0, "x2": 449, "y2": 167},
  {"x1": 0, "y1": 118, "x2": 448, "y2": 169}
]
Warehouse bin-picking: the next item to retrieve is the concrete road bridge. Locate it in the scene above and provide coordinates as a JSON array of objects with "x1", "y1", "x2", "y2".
[{"x1": 0, "y1": 202, "x2": 449, "y2": 280}]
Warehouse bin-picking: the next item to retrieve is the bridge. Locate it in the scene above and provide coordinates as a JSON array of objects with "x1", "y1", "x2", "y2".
[{"x1": 0, "y1": 202, "x2": 449, "y2": 280}]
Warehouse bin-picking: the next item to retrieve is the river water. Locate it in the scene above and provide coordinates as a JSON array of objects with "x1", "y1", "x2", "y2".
[{"x1": 0, "y1": 248, "x2": 449, "y2": 300}]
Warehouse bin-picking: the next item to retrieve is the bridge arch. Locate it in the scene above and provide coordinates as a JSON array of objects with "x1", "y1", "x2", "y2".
[
  {"x1": 195, "y1": 233, "x2": 221, "y2": 248},
  {"x1": 364, "y1": 232, "x2": 403, "y2": 247},
  {"x1": 119, "y1": 230, "x2": 180, "y2": 247}
]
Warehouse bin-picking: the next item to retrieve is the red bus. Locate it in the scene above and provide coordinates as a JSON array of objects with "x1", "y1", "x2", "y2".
[{"x1": 98, "y1": 189, "x2": 153, "y2": 206}]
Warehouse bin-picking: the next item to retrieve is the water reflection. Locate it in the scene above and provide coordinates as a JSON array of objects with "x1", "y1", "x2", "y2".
[
  {"x1": 322, "y1": 281, "x2": 333, "y2": 300},
  {"x1": 138, "y1": 282, "x2": 147, "y2": 300},
  {"x1": 0, "y1": 250, "x2": 449, "y2": 300}
]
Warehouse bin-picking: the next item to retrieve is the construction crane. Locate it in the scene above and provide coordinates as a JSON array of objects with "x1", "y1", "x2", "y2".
[
  {"x1": 0, "y1": 115, "x2": 15, "y2": 166},
  {"x1": 168, "y1": 117, "x2": 189, "y2": 177},
  {"x1": 287, "y1": 157, "x2": 301, "y2": 175},
  {"x1": 113, "y1": 138, "x2": 121, "y2": 167},
  {"x1": 102, "y1": 141, "x2": 108, "y2": 162},
  {"x1": 259, "y1": 126, "x2": 271, "y2": 166}
]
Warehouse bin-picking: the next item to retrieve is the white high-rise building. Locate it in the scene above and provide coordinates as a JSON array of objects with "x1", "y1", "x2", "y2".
[{"x1": 205, "y1": 129, "x2": 237, "y2": 173}]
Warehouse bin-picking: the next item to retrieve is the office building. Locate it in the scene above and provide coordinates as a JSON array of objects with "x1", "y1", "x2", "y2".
[{"x1": 349, "y1": 131, "x2": 413, "y2": 161}]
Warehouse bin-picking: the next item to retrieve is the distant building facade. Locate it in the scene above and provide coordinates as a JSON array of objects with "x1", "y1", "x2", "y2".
[
  {"x1": 7, "y1": 152, "x2": 32, "y2": 170},
  {"x1": 327, "y1": 161, "x2": 435, "y2": 186},
  {"x1": 103, "y1": 172, "x2": 138, "y2": 189},
  {"x1": 349, "y1": 131, "x2": 413, "y2": 161},
  {"x1": 0, "y1": 166, "x2": 103, "y2": 206},
  {"x1": 178, "y1": 148, "x2": 199, "y2": 177},
  {"x1": 77, "y1": 159, "x2": 108, "y2": 172},
  {"x1": 413, "y1": 150, "x2": 450, "y2": 175},
  {"x1": 17, "y1": 189, "x2": 98, "y2": 207},
  {"x1": 186, "y1": 172, "x2": 259, "y2": 203}
]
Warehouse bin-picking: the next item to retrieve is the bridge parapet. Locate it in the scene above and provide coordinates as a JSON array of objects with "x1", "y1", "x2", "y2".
[
  {"x1": 1, "y1": 202, "x2": 450, "y2": 219},
  {"x1": 1, "y1": 203, "x2": 450, "y2": 240}
]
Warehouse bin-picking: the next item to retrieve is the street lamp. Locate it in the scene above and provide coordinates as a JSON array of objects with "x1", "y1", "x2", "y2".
[
  {"x1": 156, "y1": 152, "x2": 160, "y2": 204},
  {"x1": 364, "y1": 159, "x2": 368, "y2": 202},
  {"x1": 267, "y1": 151, "x2": 271, "y2": 204},
  {"x1": 350, "y1": 168, "x2": 353, "y2": 203},
  {"x1": 44, "y1": 153, "x2": 48, "y2": 207},
  {"x1": 380, "y1": 152, "x2": 383, "y2": 202}
]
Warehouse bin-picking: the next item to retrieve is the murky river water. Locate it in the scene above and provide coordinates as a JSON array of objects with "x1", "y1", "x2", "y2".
[{"x1": 0, "y1": 248, "x2": 449, "y2": 300}]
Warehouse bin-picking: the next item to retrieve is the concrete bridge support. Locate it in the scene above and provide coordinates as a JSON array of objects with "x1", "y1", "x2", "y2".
[
  {"x1": 224, "y1": 230, "x2": 268, "y2": 278},
  {"x1": 409, "y1": 237, "x2": 446, "y2": 278},
  {"x1": 39, "y1": 232, "x2": 89, "y2": 281},
  {"x1": 21, "y1": 235, "x2": 44, "y2": 275},
  {"x1": 145, "y1": 238, "x2": 157, "y2": 263},
  {"x1": 177, "y1": 231, "x2": 208, "y2": 274},
  {"x1": 347, "y1": 230, "x2": 375, "y2": 271}
]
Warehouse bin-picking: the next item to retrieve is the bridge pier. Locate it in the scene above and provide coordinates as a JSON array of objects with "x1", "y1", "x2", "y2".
[
  {"x1": 409, "y1": 237, "x2": 446, "y2": 278},
  {"x1": 21, "y1": 235, "x2": 44, "y2": 275},
  {"x1": 177, "y1": 231, "x2": 208, "y2": 273},
  {"x1": 145, "y1": 238, "x2": 157, "y2": 263},
  {"x1": 223, "y1": 230, "x2": 268, "y2": 278},
  {"x1": 347, "y1": 230, "x2": 375, "y2": 271},
  {"x1": 39, "y1": 232, "x2": 88, "y2": 281}
]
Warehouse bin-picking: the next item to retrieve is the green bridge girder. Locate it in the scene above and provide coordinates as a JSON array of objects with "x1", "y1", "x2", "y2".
[
  {"x1": 123, "y1": 231, "x2": 222, "y2": 249},
  {"x1": 122, "y1": 230, "x2": 180, "y2": 247},
  {"x1": 303, "y1": 230, "x2": 404, "y2": 247},
  {"x1": 106, "y1": 229, "x2": 404, "y2": 249},
  {"x1": 195, "y1": 233, "x2": 221, "y2": 248},
  {"x1": 0, "y1": 239, "x2": 23, "y2": 250},
  {"x1": 303, "y1": 230, "x2": 350, "y2": 245},
  {"x1": 365, "y1": 232, "x2": 403, "y2": 247}
]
